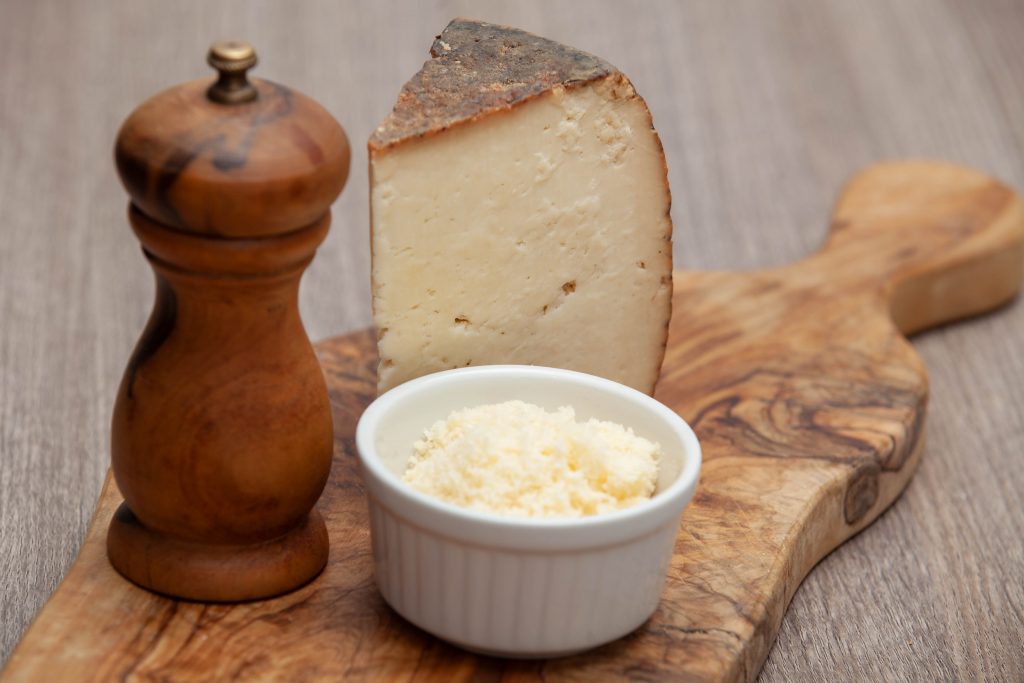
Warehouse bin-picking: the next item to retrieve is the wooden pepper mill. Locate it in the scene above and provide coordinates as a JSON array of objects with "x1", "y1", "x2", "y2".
[{"x1": 108, "y1": 40, "x2": 350, "y2": 601}]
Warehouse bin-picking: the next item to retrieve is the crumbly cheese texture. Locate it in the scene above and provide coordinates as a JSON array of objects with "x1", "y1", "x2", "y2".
[
  {"x1": 370, "y1": 44, "x2": 673, "y2": 395},
  {"x1": 402, "y1": 401, "x2": 661, "y2": 518}
]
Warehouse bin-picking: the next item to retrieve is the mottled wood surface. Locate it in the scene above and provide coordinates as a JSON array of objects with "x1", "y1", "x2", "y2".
[
  {"x1": 2, "y1": 1, "x2": 1024, "y2": 681},
  {"x1": 107, "y1": 62, "x2": 349, "y2": 600},
  {"x1": 3, "y1": 161, "x2": 1023, "y2": 682}
]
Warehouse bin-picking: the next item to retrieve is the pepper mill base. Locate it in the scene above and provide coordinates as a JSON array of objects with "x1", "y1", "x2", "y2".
[{"x1": 106, "y1": 503, "x2": 329, "y2": 602}]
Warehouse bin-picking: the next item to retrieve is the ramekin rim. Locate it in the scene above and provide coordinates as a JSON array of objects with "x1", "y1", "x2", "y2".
[{"x1": 354, "y1": 364, "x2": 702, "y2": 532}]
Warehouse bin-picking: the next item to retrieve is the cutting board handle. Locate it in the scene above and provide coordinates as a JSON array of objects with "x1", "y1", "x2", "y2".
[{"x1": 816, "y1": 161, "x2": 1024, "y2": 335}]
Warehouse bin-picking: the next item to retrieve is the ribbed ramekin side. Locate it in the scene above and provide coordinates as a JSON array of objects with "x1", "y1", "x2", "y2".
[{"x1": 367, "y1": 497, "x2": 682, "y2": 655}]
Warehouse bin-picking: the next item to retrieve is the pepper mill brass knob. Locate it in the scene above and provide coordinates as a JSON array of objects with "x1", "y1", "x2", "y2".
[
  {"x1": 207, "y1": 39, "x2": 258, "y2": 104},
  {"x1": 108, "y1": 41, "x2": 350, "y2": 601}
]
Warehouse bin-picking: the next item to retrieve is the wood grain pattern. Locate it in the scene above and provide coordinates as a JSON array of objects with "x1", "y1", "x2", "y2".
[
  {"x1": 115, "y1": 77, "x2": 350, "y2": 237},
  {"x1": 105, "y1": 66, "x2": 350, "y2": 600},
  {"x1": 3, "y1": 2, "x2": 1024, "y2": 680},
  {"x1": 3, "y1": 161, "x2": 1021, "y2": 682}
]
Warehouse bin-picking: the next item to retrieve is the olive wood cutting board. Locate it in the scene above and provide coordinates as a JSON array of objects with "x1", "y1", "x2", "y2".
[{"x1": 4, "y1": 161, "x2": 1024, "y2": 682}]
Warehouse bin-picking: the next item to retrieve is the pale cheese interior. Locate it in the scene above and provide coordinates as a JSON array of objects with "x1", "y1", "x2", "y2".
[{"x1": 371, "y1": 76, "x2": 672, "y2": 393}]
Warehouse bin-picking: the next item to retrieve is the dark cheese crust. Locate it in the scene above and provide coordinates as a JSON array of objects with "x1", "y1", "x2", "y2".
[{"x1": 369, "y1": 18, "x2": 618, "y2": 152}]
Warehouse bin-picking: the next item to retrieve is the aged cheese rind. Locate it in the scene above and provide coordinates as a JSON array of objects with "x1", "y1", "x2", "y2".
[
  {"x1": 371, "y1": 19, "x2": 673, "y2": 394},
  {"x1": 370, "y1": 19, "x2": 616, "y2": 151}
]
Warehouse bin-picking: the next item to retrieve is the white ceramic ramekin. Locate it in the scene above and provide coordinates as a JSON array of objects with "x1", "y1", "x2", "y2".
[{"x1": 355, "y1": 365, "x2": 701, "y2": 657}]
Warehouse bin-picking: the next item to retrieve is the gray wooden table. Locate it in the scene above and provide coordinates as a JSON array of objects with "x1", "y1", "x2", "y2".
[{"x1": 1, "y1": 1, "x2": 1022, "y2": 680}]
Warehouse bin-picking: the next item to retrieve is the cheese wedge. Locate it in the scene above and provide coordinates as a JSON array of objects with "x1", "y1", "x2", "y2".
[{"x1": 370, "y1": 18, "x2": 673, "y2": 394}]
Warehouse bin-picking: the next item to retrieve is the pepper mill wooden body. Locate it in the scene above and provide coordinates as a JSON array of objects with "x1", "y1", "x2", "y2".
[{"x1": 107, "y1": 41, "x2": 350, "y2": 601}]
